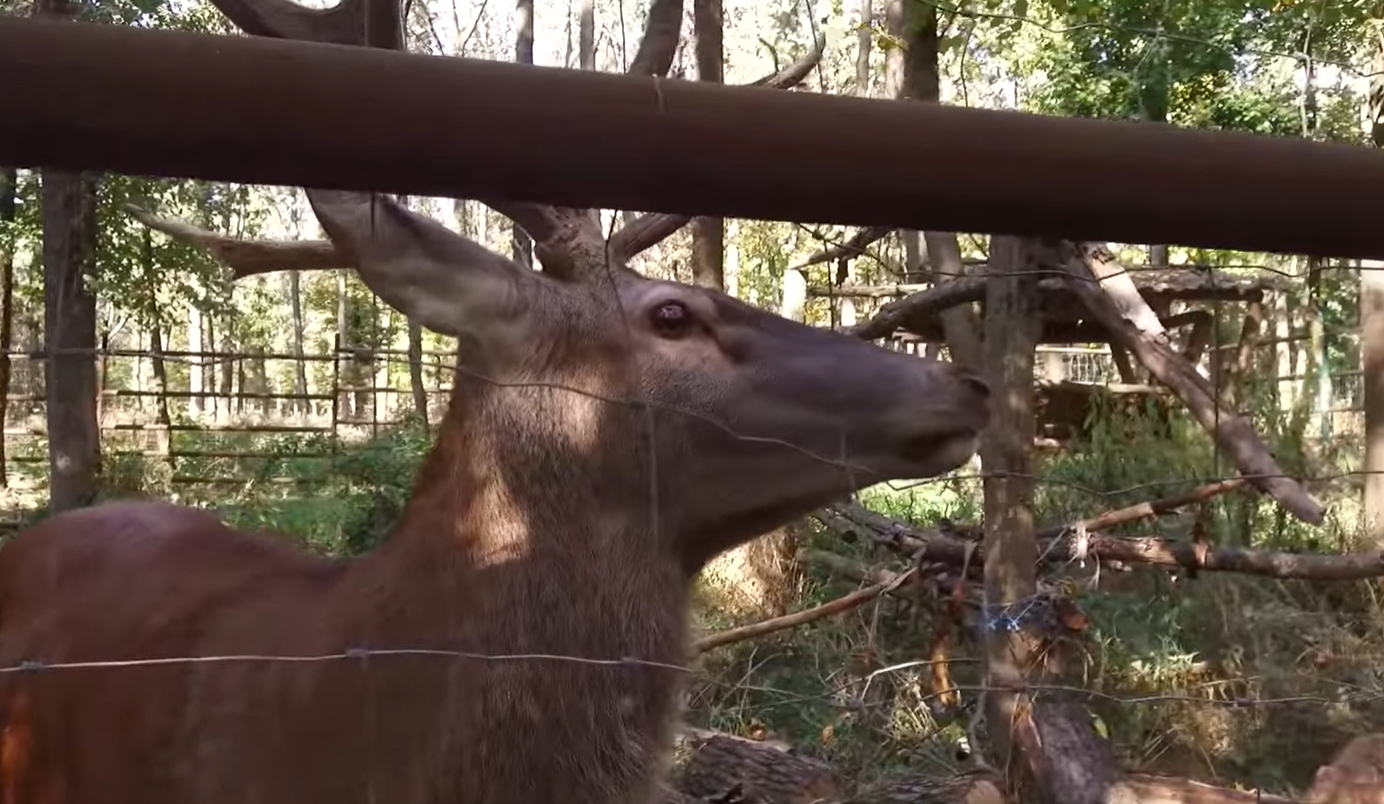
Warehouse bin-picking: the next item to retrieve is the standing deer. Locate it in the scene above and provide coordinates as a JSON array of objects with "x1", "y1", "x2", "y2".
[{"x1": 0, "y1": 2, "x2": 991, "y2": 803}]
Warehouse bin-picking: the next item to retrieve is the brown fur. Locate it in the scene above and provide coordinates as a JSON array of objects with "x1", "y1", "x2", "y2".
[
  {"x1": 0, "y1": 190, "x2": 989, "y2": 804},
  {"x1": 1309, "y1": 734, "x2": 1384, "y2": 804}
]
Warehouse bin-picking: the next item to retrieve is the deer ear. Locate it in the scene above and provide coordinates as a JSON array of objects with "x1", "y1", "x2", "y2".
[{"x1": 305, "y1": 189, "x2": 528, "y2": 336}]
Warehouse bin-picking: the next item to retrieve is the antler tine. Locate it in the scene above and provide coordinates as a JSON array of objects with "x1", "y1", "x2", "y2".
[
  {"x1": 608, "y1": 33, "x2": 828, "y2": 262},
  {"x1": 212, "y1": 0, "x2": 401, "y2": 49},
  {"x1": 501, "y1": 0, "x2": 685, "y2": 280}
]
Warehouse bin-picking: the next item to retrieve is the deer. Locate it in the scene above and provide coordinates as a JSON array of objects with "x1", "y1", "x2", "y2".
[{"x1": 0, "y1": 2, "x2": 991, "y2": 803}]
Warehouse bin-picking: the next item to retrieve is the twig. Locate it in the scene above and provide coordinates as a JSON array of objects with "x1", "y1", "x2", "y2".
[{"x1": 692, "y1": 568, "x2": 915, "y2": 654}]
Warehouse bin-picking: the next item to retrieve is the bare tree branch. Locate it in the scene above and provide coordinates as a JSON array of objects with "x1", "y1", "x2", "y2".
[
  {"x1": 751, "y1": 30, "x2": 827, "y2": 90},
  {"x1": 609, "y1": 35, "x2": 829, "y2": 261},
  {"x1": 846, "y1": 277, "x2": 986, "y2": 340},
  {"x1": 125, "y1": 205, "x2": 345, "y2": 277},
  {"x1": 789, "y1": 225, "x2": 892, "y2": 272}
]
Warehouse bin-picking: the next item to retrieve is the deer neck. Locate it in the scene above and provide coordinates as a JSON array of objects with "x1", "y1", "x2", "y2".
[{"x1": 351, "y1": 380, "x2": 689, "y2": 660}]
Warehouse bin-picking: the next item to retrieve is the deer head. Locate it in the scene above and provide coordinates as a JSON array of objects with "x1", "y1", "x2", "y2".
[
  {"x1": 309, "y1": 189, "x2": 990, "y2": 570},
  {"x1": 177, "y1": 0, "x2": 989, "y2": 575}
]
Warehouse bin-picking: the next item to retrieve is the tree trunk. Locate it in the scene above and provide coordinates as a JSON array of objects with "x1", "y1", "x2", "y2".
[
  {"x1": 336, "y1": 268, "x2": 351, "y2": 419},
  {"x1": 36, "y1": 0, "x2": 99, "y2": 512},
  {"x1": 979, "y1": 236, "x2": 1045, "y2": 795},
  {"x1": 1136, "y1": 22, "x2": 1171, "y2": 268},
  {"x1": 188, "y1": 305, "x2": 204, "y2": 415},
  {"x1": 855, "y1": 0, "x2": 871, "y2": 95},
  {"x1": 148, "y1": 325, "x2": 170, "y2": 424},
  {"x1": 407, "y1": 320, "x2": 427, "y2": 423},
  {"x1": 0, "y1": 167, "x2": 15, "y2": 488},
  {"x1": 218, "y1": 319, "x2": 233, "y2": 421},
  {"x1": 41, "y1": 169, "x2": 99, "y2": 512},
  {"x1": 885, "y1": 0, "x2": 982, "y2": 370},
  {"x1": 511, "y1": 0, "x2": 536, "y2": 269},
  {"x1": 578, "y1": 0, "x2": 595, "y2": 70},
  {"x1": 689, "y1": 0, "x2": 724, "y2": 291}
]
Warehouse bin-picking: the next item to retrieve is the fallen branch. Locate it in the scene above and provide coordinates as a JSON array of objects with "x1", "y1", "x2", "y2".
[
  {"x1": 809, "y1": 282, "x2": 931, "y2": 298},
  {"x1": 822, "y1": 486, "x2": 1384, "y2": 580},
  {"x1": 1048, "y1": 241, "x2": 1324, "y2": 525},
  {"x1": 692, "y1": 567, "x2": 914, "y2": 654}
]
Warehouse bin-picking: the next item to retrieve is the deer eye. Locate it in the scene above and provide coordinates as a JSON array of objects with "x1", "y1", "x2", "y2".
[{"x1": 650, "y1": 300, "x2": 695, "y2": 339}]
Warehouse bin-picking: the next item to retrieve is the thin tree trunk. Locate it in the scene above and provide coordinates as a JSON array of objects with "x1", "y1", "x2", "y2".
[
  {"x1": 886, "y1": 0, "x2": 982, "y2": 369},
  {"x1": 219, "y1": 319, "x2": 233, "y2": 421},
  {"x1": 511, "y1": 0, "x2": 536, "y2": 269},
  {"x1": 289, "y1": 270, "x2": 308, "y2": 415},
  {"x1": 1361, "y1": 11, "x2": 1384, "y2": 546},
  {"x1": 337, "y1": 268, "x2": 350, "y2": 419},
  {"x1": 690, "y1": 0, "x2": 724, "y2": 291},
  {"x1": 1136, "y1": 16, "x2": 1171, "y2": 268},
  {"x1": 141, "y1": 227, "x2": 171, "y2": 447},
  {"x1": 188, "y1": 305, "x2": 204, "y2": 415},
  {"x1": 832, "y1": 0, "x2": 875, "y2": 324},
  {"x1": 148, "y1": 328, "x2": 171, "y2": 428},
  {"x1": 855, "y1": 0, "x2": 871, "y2": 95},
  {"x1": 408, "y1": 320, "x2": 427, "y2": 423},
  {"x1": 0, "y1": 167, "x2": 16, "y2": 488}
]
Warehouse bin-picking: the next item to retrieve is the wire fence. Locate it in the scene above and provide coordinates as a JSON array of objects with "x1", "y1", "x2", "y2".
[{"x1": 0, "y1": 336, "x2": 463, "y2": 490}]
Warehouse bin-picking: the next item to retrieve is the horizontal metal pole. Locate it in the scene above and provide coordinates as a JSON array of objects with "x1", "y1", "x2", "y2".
[{"x1": 6, "y1": 18, "x2": 1384, "y2": 257}]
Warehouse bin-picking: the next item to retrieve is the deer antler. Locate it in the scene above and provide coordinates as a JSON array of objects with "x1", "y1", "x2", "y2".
[
  {"x1": 608, "y1": 33, "x2": 829, "y2": 262},
  {"x1": 184, "y1": 0, "x2": 687, "y2": 280},
  {"x1": 125, "y1": 204, "x2": 345, "y2": 278},
  {"x1": 136, "y1": 0, "x2": 820, "y2": 278}
]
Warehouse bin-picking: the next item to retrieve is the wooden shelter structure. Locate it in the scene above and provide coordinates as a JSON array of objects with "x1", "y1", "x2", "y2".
[{"x1": 823, "y1": 263, "x2": 1289, "y2": 447}]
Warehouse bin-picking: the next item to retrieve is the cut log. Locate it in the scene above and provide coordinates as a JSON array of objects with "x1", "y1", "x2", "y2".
[
  {"x1": 1047, "y1": 241, "x2": 1324, "y2": 525},
  {"x1": 667, "y1": 729, "x2": 1011, "y2": 804},
  {"x1": 844, "y1": 772, "x2": 1008, "y2": 804},
  {"x1": 672, "y1": 731, "x2": 846, "y2": 804},
  {"x1": 1305, "y1": 733, "x2": 1384, "y2": 804}
]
